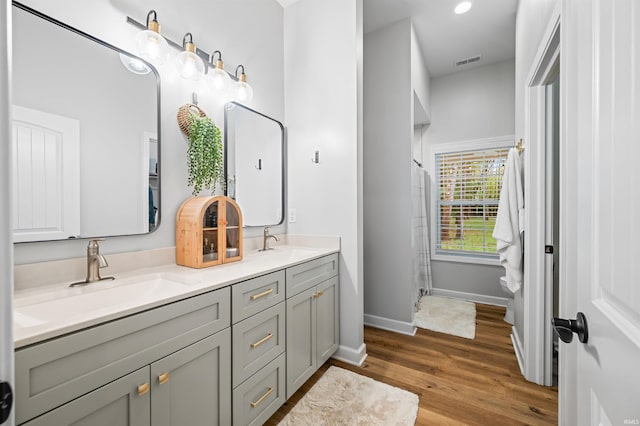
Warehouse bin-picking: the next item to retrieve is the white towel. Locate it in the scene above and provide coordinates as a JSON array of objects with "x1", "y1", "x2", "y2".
[{"x1": 492, "y1": 148, "x2": 524, "y2": 293}]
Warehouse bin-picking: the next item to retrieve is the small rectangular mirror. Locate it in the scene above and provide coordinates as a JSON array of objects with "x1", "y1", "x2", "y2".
[{"x1": 224, "y1": 102, "x2": 285, "y2": 227}]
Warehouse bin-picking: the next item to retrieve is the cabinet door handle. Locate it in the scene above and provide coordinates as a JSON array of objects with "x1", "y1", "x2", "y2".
[
  {"x1": 250, "y1": 288, "x2": 273, "y2": 301},
  {"x1": 250, "y1": 333, "x2": 273, "y2": 349},
  {"x1": 158, "y1": 372, "x2": 170, "y2": 385},
  {"x1": 250, "y1": 387, "x2": 274, "y2": 408},
  {"x1": 313, "y1": 290, "x2": 324, "y2": 298},
  {"x1": 137, "y1": 383, "x2": 149, "y2": 396}
]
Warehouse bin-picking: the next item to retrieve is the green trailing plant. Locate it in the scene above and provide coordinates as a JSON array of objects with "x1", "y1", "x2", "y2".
[{"x1": 187, "y1": 114, "x2": 224, "y2": 196}]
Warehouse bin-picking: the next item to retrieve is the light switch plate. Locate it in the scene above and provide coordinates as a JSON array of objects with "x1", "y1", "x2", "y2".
[{"x1": 288, "y1": 208, "x2": 297, "y2": 223}]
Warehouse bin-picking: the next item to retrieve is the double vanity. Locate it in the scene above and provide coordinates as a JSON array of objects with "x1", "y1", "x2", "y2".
[
  {"x1": 10, "y1": 3, "x2": 325, "y2": 425},
  {"x1": 13, "y1": 239, "x2": 340, "y2": 425}
]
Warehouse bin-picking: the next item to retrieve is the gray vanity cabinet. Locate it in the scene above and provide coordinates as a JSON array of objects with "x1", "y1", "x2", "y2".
[
  {"x1": 22, "y1": 332, "x2": 231, "y2": 426},
  {"x1": 15, "y1": 287, "x2": 231, "y2": 425},
  {"x1": 15, "y1": 252, "x2": 340, "y2": 426},
  {"x1": 151, "y1": 330, "x2": 231, "y2": 426},
  {"x1": 231, "y1": 272, "x2": 286, "y2": 426},
  {"x1": 23, "y1": 367, "x2": 150, "y2": 426},
  {"x1": 285, "y1": 255, "x2": 340, "y2": 399}
]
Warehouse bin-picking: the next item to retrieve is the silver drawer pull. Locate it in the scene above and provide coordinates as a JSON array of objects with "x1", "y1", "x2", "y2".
[
  {"x1": 250, "y1": 387, "x2": 274, "y2": 408},
  {"x1": 250, "y1": 333, "x2": 273, "y2": 349},
  {"x1": 250, "y1": 288, "x2": 273, "y2": 301}
]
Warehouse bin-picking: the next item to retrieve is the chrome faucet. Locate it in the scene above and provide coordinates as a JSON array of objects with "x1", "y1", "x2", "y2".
[
  {"x1": 70, "y1": 239, "x2": 115, "y2": 287},
  {"x1": 259, "y1": 227, "x2": 279, "y2": 252}
]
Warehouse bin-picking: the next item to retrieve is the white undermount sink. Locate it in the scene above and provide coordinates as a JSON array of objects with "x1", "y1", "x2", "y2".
[{"x1": 14, "y1": 274, "x2": 190, "y2": 328}]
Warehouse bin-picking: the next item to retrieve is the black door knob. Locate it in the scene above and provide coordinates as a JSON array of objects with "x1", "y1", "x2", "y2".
[
  {"x1": 553, "y1": 312, "x2": 588, "y2": 344},
  {"x1": 0, "y1": 381, "x2": 12, "y2": 424}
]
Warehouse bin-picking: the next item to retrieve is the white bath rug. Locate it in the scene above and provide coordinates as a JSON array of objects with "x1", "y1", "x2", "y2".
[
  {"x1": 278, "y1": 366, "x2": 419, "y2": 426},
  {"x1": 415, "y1": 295, "x2": 476, "y2": 339}
]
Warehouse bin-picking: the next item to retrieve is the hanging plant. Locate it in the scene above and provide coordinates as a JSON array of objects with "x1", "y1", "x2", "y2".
[{"x1": 187, "y1": 114, "x2": 224, "y2": 196}]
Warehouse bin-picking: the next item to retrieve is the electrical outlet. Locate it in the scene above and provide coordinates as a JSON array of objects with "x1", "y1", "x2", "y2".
[{"x1": 288, "y1": 208, "x2": 297, "y2": 223}]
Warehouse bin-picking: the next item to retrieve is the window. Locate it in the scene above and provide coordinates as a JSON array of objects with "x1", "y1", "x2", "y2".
[{"x1": 434, "y1": 145, "x2": 510, "y2": 260}]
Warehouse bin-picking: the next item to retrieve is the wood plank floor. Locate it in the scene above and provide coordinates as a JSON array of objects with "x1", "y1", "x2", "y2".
[{"x1": 266, "y1": 303, "x2": 558, "y2": 425}]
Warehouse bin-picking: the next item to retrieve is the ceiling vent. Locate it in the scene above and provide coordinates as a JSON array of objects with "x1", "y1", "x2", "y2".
[{"x1": 455, "y1": 55, "x2": 481, "y2": 67}]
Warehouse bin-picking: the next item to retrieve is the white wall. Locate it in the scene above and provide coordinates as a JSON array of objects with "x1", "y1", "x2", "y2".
[
  {"x1": 13, "y1": 0, "x2": 284, "y2": 264},
  {"x1": 0, "y1": 1, "x2": 15, "y2": 424},
  {"x1": 513, "y1": 0, "x2": 558, "y2": 345},
  {"x1": 423, "y1": 60, "x2": 515, "y2": 300},
  {"x1": 284, "y1": 0, "x2": 365, "y2": 364}
]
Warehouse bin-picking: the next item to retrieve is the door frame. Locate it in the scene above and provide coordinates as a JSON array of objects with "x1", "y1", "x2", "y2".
[
  {"x1": 1, "y1": 1, "x2": 15, "y2": 425},
  {"x1": 522, "y1": 3, "x2": 561, "y2": 387}
]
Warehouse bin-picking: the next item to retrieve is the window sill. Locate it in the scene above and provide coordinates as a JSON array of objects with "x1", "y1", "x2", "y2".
[{"x1": 431, "y1": 254, "x2": 501, "y2": 267}]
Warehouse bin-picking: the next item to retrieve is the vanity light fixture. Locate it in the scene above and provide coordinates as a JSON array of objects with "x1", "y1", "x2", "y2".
[
  {"x1": 233, "y1": 65, "x2": 254, "y2": 102},
  {"x1": 135, "y1": 10, "x2": 169, "y2": 65},
  {"x1": 207, "y1": 50, "x2": 231, "y2": 92},
  {"x1": 176, "y1": 33, "x2": 205, "y2": 81},
  {"x1": 125, "y1": 14, "x2": 257, "y2": 97},
  {"x1": 454, "y1": 1, "x2": 473, "y2": 14}
]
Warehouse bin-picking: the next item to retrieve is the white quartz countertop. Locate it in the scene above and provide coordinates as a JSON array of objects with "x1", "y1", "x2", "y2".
[{"x1": 14, "y1": 239, "x2": 339, "y2": 349}]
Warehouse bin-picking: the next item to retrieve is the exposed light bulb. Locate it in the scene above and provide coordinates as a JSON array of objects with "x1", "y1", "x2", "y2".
[
  {"x1": 233, "y1": 65, "x2": 254, "y2": 102},
  {"x1": 135, "y1": 11, "x2": 169, "y2": 65},
  {"x1": 207, "y1": 51, "x2": 231, "y2": 93},
  {"x1": 454, "y1": 1, "x2": 472, "y2": 14},
  {"x1": 234, "y1": 81, "x2": 254, "y2": 102},
  {"x1": 176, "y1": 33, "x2": 205, "y2": 81}
]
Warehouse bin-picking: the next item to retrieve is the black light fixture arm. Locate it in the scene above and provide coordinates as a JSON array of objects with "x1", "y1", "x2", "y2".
[
  {"x1": 182, "y1": 32, "x2": 194, "y2": 48},
  {"x1": 145, "y1": 10, "x2": 157, "y2": 27},
  {"x1": 211, "y1": 50, "x2": 223, "y2": 64},
  {"x1": 235, "y1": 64, "x2": 245, "y2": 78}
]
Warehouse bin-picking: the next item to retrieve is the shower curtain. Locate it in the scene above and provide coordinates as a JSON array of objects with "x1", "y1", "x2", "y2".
[{"x1": 412, "y1": 161, "x2": 433, "y2": 311}]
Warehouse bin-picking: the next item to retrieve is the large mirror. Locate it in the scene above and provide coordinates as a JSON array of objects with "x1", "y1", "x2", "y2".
[
  {"x1": 224, "y1": 102, "x2": 284, "y2": 227},
  {"x1": 11, "y1": 2, "x2": 160, "y2": 243}
]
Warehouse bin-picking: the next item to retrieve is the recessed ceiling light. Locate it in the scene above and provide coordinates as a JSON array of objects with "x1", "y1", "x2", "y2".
[{"x1": 454, "y1": 1, "x2": 473, "y2": 14}]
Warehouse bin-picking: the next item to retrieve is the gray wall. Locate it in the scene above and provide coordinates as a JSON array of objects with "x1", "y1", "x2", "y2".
[
  {"x1": 423, "y1": 60, "x2": 515, "y2": 300},
  {"x1": 363, "y1": 20, "x2": 430, "y2": 326},
  {"x1": 13, "y1": 0, "x2": 284, "y2": 264},
  {"x1": 363, "y1": 20, "x2": 414, "y2": 324}
]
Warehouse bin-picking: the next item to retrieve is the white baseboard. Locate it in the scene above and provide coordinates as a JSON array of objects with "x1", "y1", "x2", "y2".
[
  {"x1": 332, "y1": 343, "x2": 368, "y2": 366},
  {"x1": 363, "y1": 313, "x2": 417, "y2": 336},
  {"x1": 511, "y1": 325, "x2": 526, "y2": 377},
  {"x1": 431, "y1": 288, "x2": 508, "y2": 307}
]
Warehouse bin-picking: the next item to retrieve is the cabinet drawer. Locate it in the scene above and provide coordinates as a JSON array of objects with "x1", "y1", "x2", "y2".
[
  {"x1": 15, "y1": 287, "x2": 230, "y2": 425},
  {"x1": 286, "y1": 253, "x2": 339, "y2": 297},
  {"x1": 232, "y1": 302, "x2": 285, "y2": 387},
  {"x1": 232, "y1": 353, "x2": 286, "y2": 426},
  {"x1": 232, "y1": 270, "x2": 285, "y2": 324}
]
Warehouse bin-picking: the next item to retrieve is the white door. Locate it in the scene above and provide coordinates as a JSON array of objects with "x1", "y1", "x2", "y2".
[
  {"x1": 11, "y1": 106, "x2": 80, "y2": 242},
  {"x1": 1, "y1": 3, "x2": 15, "y2": 426},
  {"x1": 561, "y1": 0, "x2": 640, "y2": 424}
]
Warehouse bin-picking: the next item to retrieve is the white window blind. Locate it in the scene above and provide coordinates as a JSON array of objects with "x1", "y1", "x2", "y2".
[{"x1": 435, "y1": 147, "x2": 510, "y2": 258}]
